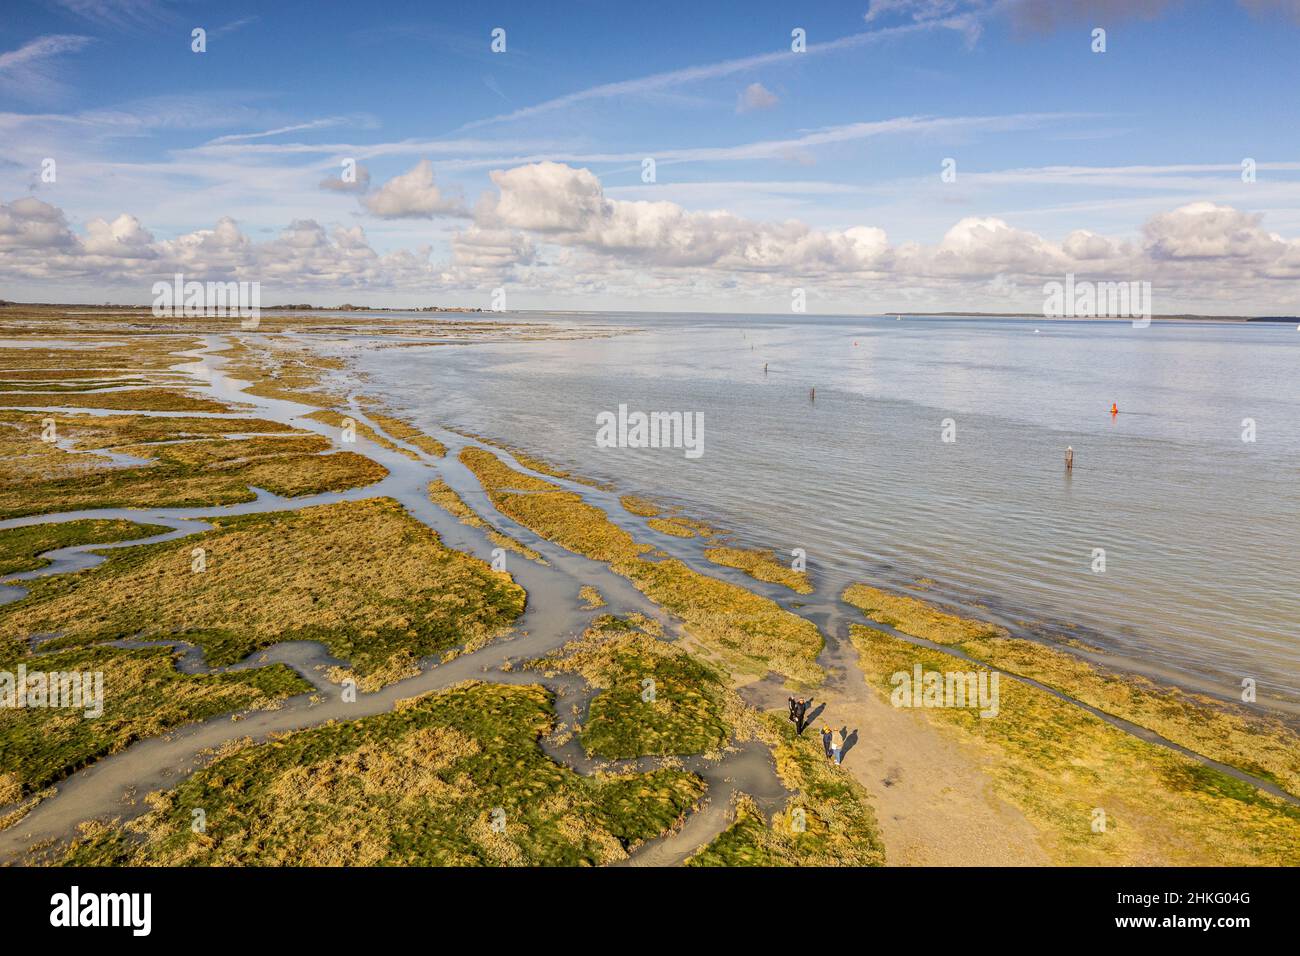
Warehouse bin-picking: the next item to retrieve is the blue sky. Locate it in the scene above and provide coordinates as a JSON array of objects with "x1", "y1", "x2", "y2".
[{"x1": 2, "y1": 0, "x2": 1299, "y2": 312}]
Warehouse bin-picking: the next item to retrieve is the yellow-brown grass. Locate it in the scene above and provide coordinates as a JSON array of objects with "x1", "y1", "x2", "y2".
[
  {"x1": 705, "y1": 546, "x2": 813, "y2": 594},
  {"x1": 849, "y1": 624, "x2": 1300, "y2": 865},
  {"x1": 426, "y1": 478, "x2": 545, "y2": 563},
  {"x1": 2, "y1": 409, "x2": 298, "y2": 449},
  {"x1": 0, "y1": 644, "x2": 310, "y2": 799},
  {"x1": 218, "y1": 337, "x2": 348, "y2": 407},
  {"x1": 0, "y1": 338, "x2": 198, "y2": 372},
  {"x1": 0, "y1": 387, "x2": 233, "y2": 413},
  {"x1": 688, "y1": 711, "x2": 885, "y2": 867},
  {"x1": 368, "y1": 412, "x2": 447, "y2": 457},
  {"x1": 531, "y1": 617, "x2": 730, "y2": 759},
  {"x1": 619, "y1": 495, "x2": 661, "y2": 517},
  {"x1": 648, "y1": 517, "x2": 697, "y2": 538},
  {"x1": 841, "y1": 583, "x2": 1300, "y2": 798},
  {"x1": 461, "y1": 446, "x2": 823, "y2": 684},
  {"x1": 842, "y1": 583, "x2": 1006, "y2": 644},
  {"x1": 2, "y1": 498, "x2": 526, "y2": 680},
  {"x1": 56, "y1": 682, "x2": 705, "y2": 866},
  {"x1": 0, "y1": 440, "x2": 386, "y2": 519},
  {"x1": 305, "y1": 409, "x2": 419, "y2": 460},
  {"x1": 448, "y1": 428, "x2": 607, "y2": 487}
]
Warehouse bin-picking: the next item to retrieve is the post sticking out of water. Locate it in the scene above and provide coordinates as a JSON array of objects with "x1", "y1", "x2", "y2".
[
  {"x1": 763, "y1": 363, "x2": 768, "y2": 374},
  {"x1": 1065, "y1": 445, "x2": 1074, "y2": 472},
  {"x1": 810, "y1": 387, "x2": 816, "y2": 402}
]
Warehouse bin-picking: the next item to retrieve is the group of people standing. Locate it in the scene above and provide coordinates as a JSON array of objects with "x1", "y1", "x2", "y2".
[{"x1": 787, "y1": 696, "x2": 846, "y2": 765}]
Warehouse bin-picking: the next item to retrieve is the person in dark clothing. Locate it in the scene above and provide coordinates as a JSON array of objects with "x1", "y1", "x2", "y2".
[{"x1": 793, "y1": 697, "x2": 811, "y2": 735}]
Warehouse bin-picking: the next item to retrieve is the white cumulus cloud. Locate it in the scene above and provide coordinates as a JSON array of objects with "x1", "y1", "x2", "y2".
[{"x1": 362, "y1": 160, "x2": 468, "y2": 219}]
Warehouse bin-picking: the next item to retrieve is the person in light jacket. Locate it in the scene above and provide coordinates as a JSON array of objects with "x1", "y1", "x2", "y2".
[{"x1": 829, "y1": 728, "x2": 845, "y2": 765}]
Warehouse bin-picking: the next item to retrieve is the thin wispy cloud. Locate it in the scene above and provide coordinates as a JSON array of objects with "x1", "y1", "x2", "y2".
[
  {"x1": 207, "y1": 117, "x2": 370, "y2": 146},
  {"x1": 48, "y1": 0, "x2": 170, "y2": 30},
  {"x1": 968, "y1": 161, "x2": 1300, "y2": 185},
  {"x1": 458, "y1": 16, "x2": 982, "y2": 130},
  {"x1": 210, "y1": 16, "x2": 259, "y2": 39},
  {"x1": 0, "y1": 103, "x2": 260, "y2": 152},
  {"x1": 178, "y1": 112, "x2": 1076, "y2": 176},
  {"x1": 431, "y1": 112, "x2": 1084, "y2": 173},
  {"x1": 180, "y1": 136, "x2": 561, "y2": 162},
  {"x1": 0, "y1": 34, "x2": 94, "y2": 101},
  {"x1": 867, "y1": 0, "x2": 1300, "y2": 33}
]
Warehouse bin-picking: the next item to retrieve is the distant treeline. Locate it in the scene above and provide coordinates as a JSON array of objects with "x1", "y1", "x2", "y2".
[{"x1": 263, "y1": 304, "x2": 484, "y2": 312}]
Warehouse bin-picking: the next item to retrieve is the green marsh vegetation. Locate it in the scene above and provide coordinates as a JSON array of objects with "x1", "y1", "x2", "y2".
[
  {"x1": 57, "y1": 682, "x2": 706, "y2": 866},
  {"x1": 0, "y1": 337, "x2": 360, "y2": 805},
  {"x1": 531, "y1": 615, "x2": 730, "y2": 760},
  {"x1": 0, "y1": 331, "x2": 532, "y2": 820},
  {"x1": 0, "y1": 328, "x2": 366, "y2": 484},
  {"x1": 0, "y1": 411, "x2": 387, "y2": 519},
  {"x1": 0, "y1": 640, "x2": 311, "y2": 805},
  {"x1": 2, "y1": 499, "x2": 526, "y2": 685},
  {"x1": 2, "y1": 409, "x2": 300, "y2": 449},
  {"x1": 0, "y1": 336, "x2": 201, "y2": 375},
  {"x1": 0, "y1": 327, "x2": 862, "y2": 866},
  {"x1": 623, "y1": 556, "x2": 823, "y2": 685},
  {"x1": 459, "y1": 446, "x2": 649, "y2": 562},
  {"x1": 0, "y1": 519, "x2": 170, "y2": 576},
  {"x1": 459, "y1": 451, "x2": 892, "y2": 861},
  {"x1": 216, "y1": 337, "x2": 350, "y2": 408},
  {"x1": 688, "y1": 713, "x2": 886, "y2": 867},
  {"x1": 0, "y1": 338, "x2": 387, "y2": 518}
]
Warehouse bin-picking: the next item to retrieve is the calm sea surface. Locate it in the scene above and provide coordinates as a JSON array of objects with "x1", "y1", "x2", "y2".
[{"x1": 348, "y1": 314, "x2": 1300, "y2": 706}]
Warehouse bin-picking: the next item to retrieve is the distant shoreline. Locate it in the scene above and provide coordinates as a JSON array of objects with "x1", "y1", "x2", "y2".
[
  {"x1": 883, "y1": 311, "x2": 1299, "y2": 322},
  {"x1": 2, "y1": 301, "x2": 1296, "y2": 322}
]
